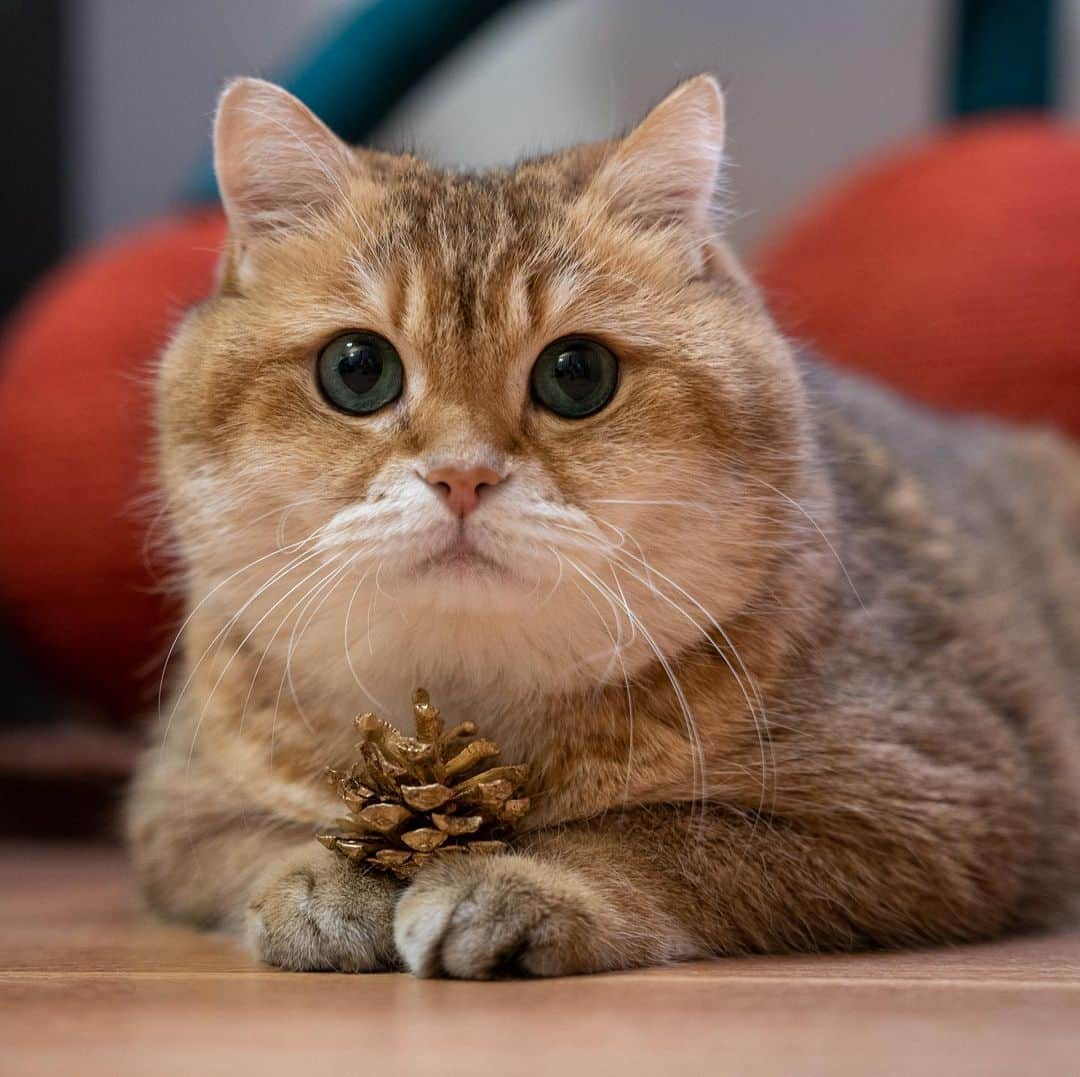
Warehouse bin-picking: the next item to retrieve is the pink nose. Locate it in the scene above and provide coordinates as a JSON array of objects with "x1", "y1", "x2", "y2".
[{"x1": 424, "y1": 465, "x2": 502, "y2": 518}]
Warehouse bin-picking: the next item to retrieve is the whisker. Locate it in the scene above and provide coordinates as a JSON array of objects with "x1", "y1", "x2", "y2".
[
  {"x1": 607, "y1": 551, "x2": 774, "y2": 847},
  {"x1": 564, "y1": 571, "x2": 636, "y2": 808},
  {"x1": 237, "y1": 555, "x2": 348, "y2": 742},
  {"x1": 156, "y1": 536, "x2": 309, "y2": 753},
  {"x1": 563, "y1": 553, "x2": 630, "y2": 682},
  {"x1": 283, "y1": 554, "x2": 358, "y2": 726},
  {"x1": 185, "y1": 550, "x2": 346, "y2": 769},
  {"x1": 588, "y1": 512, "x2": 781, "y2": 873},
  {"x1": 749, "y1": 476, "x2": 865, "y2": 611},
  {"x1": 565, "y1": 555, "x2": 708, "y2": 836},
  {"x1": 270, "y1": 556, "x2": 356, "y2": 760},
  {"x1": 367, "y1": 559, "x2": 386, "y2": 658},
  {"x1": 237, "y1": 554, "x2": 362, "y2": 741},
  {"x1": 342, "y1": 563, "x2": 386, "y2": 711},
  {"x1": 161, "y1": 539, "x2": 328, "y2": 756},
  {"x1": 590, "y1": 498, "x2": 720, "y2": 516}
]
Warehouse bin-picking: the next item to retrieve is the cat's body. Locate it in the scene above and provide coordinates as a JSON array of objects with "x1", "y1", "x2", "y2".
[{"x1": 128, "y1": 76, "x2": 1080, "y2": 976}]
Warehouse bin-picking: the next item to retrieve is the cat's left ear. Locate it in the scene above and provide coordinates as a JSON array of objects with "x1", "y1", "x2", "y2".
[
  {"x1": 591, "y1": 75, "x2": 726, "y2": 239},
  {"x1": 213, "y1": 77, "x2": 355, "y2": 242}
]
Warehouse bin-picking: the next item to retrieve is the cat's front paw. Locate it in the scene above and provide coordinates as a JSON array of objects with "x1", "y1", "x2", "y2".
[
  {"x1": 246, "y1": 844, "x2": 402, "y2": 971},
  {"x1": 394, "y1": 854, "x2": 619, "y2": 979}
]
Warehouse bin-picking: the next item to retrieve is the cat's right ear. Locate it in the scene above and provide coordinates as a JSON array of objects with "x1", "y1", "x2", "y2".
[
  {"x1": 213, "y1": 78, "x2": 355, "y2": 245},
  {"x1": 590, "y1": 75, "x2": 726, "y2": 241}
]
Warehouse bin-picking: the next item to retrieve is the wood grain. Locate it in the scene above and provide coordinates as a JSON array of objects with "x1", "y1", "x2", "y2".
[{"x1": 2, "y1": 843, "x2": 1077, "y2": 1076}]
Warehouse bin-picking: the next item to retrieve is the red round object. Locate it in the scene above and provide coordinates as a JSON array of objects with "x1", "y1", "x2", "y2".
[
  {"x1": 0, "y1": 210, "x2": 226, "y2": 718},
  {"x1": 754, "y1": 118, "x2": 1080, "y2": 438}
]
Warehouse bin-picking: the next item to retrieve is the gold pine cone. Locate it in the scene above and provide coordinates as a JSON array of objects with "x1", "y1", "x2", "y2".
[{"x1": 317, "y1": 690, "x2": 532, "y2": 879}]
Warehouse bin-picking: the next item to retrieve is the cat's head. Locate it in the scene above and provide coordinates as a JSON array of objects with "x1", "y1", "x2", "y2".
[{"x1": 158, "y1": 76, "x2": 810, "y2": 705}]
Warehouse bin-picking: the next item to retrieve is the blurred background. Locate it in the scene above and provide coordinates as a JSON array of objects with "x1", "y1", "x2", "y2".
[
  {"x1": 68, "y1": 0, "x2": 948, "y2": 252},
  {"x1": 6, "y1": 0, "x2": 1080, "y2": 299},
  {"x1": 1, "y1": 0, "x2": 1078, "y2": 837}
]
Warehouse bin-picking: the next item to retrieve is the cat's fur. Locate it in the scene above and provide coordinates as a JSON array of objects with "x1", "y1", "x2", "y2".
[{"x1": 127, "y1": 75, "x2": 1080, "y2": 977}]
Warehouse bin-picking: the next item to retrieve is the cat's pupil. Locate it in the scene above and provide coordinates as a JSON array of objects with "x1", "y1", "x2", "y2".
[
  {"x1": 338, "y1": 344, "x2": 382, "y2": 394},
  {"x1": 552, "y1": 348, "x2": 600, "y2": 402}
]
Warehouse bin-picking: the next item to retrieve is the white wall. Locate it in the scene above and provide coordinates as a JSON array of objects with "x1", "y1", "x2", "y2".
[{"x1": 70, "y1": 0, "x2": 1077, "y2": 256}]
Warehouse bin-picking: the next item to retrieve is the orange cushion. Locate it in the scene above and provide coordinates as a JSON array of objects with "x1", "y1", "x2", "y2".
[
  {"x1": 0, "y1": 211, "x2": 226, "y2": 717},
  {"x1": 754, "y1": 118, "x2": 1080, "y2": 437}
]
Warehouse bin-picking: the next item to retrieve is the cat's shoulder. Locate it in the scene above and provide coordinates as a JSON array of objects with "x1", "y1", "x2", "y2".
[{"x1": 798, "y1": 350, "x2": 1079, "y2": 511}]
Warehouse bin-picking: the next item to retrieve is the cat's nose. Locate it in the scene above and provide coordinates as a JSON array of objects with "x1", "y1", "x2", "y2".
[{"x1": 424, "y1": 465, "x2": 503, "y2": 518}]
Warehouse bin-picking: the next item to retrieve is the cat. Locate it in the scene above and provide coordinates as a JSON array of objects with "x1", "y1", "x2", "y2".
[{"x1": 127, "y1": 74, "x2": 1080, "y2": 978}]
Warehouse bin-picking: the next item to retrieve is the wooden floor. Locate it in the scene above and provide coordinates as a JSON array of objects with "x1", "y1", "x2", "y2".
[{"x1": 2, "y1": 844, "x2": 1078, "y2": 1076}]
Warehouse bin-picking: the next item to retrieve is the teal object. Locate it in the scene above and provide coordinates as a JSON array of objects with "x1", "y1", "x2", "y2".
[
  {"x1": 949, "y1": 0, "x2": 1057, "y2": 116},
  {"x1": 184, "y1": 0, "x2": 514, "y2": 204}
]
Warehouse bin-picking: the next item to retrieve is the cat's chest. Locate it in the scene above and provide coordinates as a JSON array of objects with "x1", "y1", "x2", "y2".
[{"x1": 267, "y1": 611, "x2": 555, "y2": 761}]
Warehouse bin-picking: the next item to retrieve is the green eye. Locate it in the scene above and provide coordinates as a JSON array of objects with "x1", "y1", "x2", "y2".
[
  {"x1": 317, "y1": 331, "x2": 403, "y2": 415},
  {"x1": 530, "y1": 337, "x2": 619, "y2": 419}
]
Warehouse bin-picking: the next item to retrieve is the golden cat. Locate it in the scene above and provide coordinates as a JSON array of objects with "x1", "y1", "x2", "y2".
[{"x1": 128, "y1": 75, "x2": 1080, "y2": 976}]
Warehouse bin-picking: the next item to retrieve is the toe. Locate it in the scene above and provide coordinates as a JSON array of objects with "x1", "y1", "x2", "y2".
[
  {"x1": 393, "y1": 877, "x2": 466, "y2": 977},
  {"x1": 395, "y1": 854, "x2": 602, "y2": 979},
  {"x1": 437, "y1": 890, "x2": 539, "y2": 978},
  {"x1": 246, "y1": 848, "x2": 401, "y2": 972}
]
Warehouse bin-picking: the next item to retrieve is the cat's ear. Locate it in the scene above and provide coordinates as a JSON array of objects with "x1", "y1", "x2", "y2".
[
  {"x1": 593, "y1": 75, "x2": 725, "y2": 237},
  {"x1": 213, "y1": 77, "x2": 355, "y2": 240}
]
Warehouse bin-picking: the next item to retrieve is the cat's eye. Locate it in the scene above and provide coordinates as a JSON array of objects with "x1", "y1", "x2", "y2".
[
  {"x1": 317, "y1": 331, "x2": 404, "y2": 415},
  {"x1": 530, "y1": 337, "x2": 619, "y2": 419}
]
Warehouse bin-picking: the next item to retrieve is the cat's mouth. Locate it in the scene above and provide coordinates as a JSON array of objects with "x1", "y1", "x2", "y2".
[{"x1": 417, "y1": 535, "x2": 505, "y2": 578}]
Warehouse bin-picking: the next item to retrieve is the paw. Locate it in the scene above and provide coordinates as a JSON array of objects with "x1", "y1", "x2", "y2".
[
  {"x1": 394, "y1": 854, "x2": 615, "y2": 979},
  {"x1": 245, "y1": 844, "x2": 402, "y2": 971}
]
